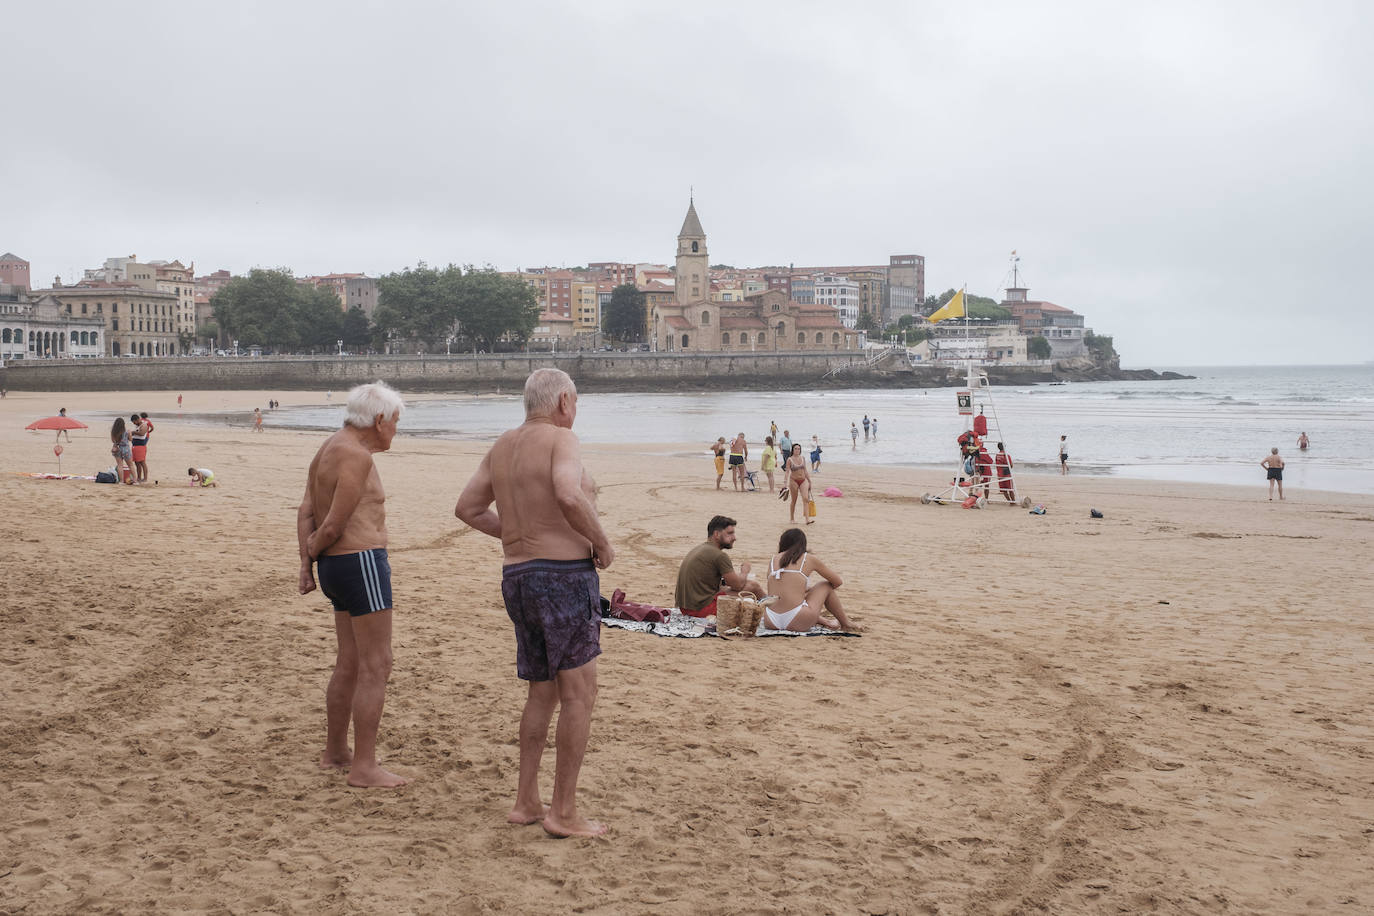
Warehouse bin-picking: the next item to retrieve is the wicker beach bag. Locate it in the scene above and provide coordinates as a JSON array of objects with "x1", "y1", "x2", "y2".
[
  {"x1": 736, "y1": 592, "x2": 765, "y2": 637},
  {"x1": 715, "y1": 594, "x2": 742, "y2": 635}
]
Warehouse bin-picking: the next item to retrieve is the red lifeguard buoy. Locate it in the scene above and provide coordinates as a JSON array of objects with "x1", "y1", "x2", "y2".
[{"x1": 973, "y1": 413, "x2": 988, "y2": 436}]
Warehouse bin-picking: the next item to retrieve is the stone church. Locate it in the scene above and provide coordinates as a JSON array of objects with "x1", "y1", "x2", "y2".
[{"x1": 650, "y1": 200, "x2": 860, "y2": 353}]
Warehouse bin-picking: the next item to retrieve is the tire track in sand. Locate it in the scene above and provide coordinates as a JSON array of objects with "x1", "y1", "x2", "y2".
[{"x1": 927, "y1": 621, "x2": 1127, "y2": 914}]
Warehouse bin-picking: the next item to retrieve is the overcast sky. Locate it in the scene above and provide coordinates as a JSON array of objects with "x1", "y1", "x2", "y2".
[{"x1": 7, "y1": 1, "x2": 1371, "y2": 366}]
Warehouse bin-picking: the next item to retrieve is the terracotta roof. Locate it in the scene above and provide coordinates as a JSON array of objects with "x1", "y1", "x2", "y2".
[{"x1": 665, "y1": 316, "x2": 694, "y2": 330}]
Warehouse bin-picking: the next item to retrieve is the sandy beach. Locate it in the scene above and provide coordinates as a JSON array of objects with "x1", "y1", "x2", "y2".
[{"x1": 2, "y1": 389, "x2": 1371, "y2": 915}]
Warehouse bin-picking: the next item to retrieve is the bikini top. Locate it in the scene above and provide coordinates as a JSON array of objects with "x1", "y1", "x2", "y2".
[{"x1": 769, "y1": 553, "x2": 808, "y2": 581}]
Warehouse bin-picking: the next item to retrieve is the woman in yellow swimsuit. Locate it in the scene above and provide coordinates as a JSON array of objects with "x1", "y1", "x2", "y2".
[
  {"x1": 710, "y1": 437, "x2": 727, "y2": 490},
  {"x1": 761, "y1": 528, "x2": 859, "y2": 632},
  {"x1": 760, "y1": 435, "x2": 779, "y2": 493}
]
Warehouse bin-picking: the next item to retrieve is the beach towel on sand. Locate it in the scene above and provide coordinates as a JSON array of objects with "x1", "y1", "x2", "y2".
[{"x1": 601, "y1": 612, "x2": 861, "y2": 639}]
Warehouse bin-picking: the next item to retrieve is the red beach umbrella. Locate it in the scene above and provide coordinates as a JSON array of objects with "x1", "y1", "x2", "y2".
[{"x1": 25, "y1": 416, "x2": 89, "y2": 431}]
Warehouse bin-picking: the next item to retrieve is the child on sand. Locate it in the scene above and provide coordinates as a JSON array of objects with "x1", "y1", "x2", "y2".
[{"x1": 188, "y1": 467, "x2": 218, "y2": 488}]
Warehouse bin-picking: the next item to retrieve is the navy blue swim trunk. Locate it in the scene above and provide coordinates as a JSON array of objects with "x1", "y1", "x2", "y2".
[
  {"x1": 317, "y1": 548, "x2": 393, "y2": 616},
  {"x1": 500, "y1": 558, "x2": 601, "y2": 682}
]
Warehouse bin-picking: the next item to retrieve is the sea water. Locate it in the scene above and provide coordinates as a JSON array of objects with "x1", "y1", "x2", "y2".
[{"x1": 267, "y1": 364, "x2": 1374, "y2": 495}]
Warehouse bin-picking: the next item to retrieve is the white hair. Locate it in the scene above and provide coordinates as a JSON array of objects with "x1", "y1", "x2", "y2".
[
  {"x1": 524, "y1": 368, "x2": 575, "y2": 418},
  {"x1": 344, "y1": 380, "x2": 405, "y2": 428}
]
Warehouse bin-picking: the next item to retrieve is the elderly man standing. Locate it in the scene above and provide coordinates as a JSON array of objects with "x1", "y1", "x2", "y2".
[
  {"x1": 298, "y1": 381, "x2": 407, "y2": 789},
  {"x1": 455, "y1": 368, "x2": 614, "y2": 838}
]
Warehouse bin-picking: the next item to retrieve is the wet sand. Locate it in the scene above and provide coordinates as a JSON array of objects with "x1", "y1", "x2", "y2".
[{"x1": 2, "y1": 390, "x2": 1371, "y2": 914}]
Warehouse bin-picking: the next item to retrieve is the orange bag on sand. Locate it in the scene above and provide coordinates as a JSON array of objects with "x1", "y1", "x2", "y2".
[{"x1": 806, "y1": 499, "x2": 817, "y2": 518}]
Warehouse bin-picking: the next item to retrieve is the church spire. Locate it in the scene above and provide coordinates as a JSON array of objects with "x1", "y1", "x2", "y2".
[{"x1": 678, "y1": 198, "x2": 705, "y2": 239}]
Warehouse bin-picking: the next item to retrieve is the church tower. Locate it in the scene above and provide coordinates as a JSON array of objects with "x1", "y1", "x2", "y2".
[{"x1": 675, "y1": 197, "x2": 708, "y2": 306}]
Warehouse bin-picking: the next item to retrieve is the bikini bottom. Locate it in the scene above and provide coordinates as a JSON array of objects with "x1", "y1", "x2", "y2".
[{"x1": 765, "y1": 602, "x2": 806, "y2": 631}]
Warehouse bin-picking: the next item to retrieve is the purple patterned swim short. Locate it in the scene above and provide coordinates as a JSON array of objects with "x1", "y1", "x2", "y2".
[{"x1": 500, "y1": 558, "x2": 602, "y2": 682}]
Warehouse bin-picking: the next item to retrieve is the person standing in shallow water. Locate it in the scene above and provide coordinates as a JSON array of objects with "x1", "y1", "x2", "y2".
[
  {"x1": 1261, "y1": 447, "x2": 1285, "y2": 500},
  {"x1": 298, "y1": 381, "x2": 408, "y2": 788},
  {"x1": 455, "y1": 368, "x2": 614, "y2": 838},
  {"x1": 1297, "y1": 432, "x2": 1309, "y2": 450}
]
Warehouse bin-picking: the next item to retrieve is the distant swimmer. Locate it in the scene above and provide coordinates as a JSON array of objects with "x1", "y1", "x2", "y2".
[
  {"x1": 1297, "y1": 432, "x2": 1309, "y2": 450},
  {"x1": 1261, "y1": 447, "x2": 1285, "y2": 501}
]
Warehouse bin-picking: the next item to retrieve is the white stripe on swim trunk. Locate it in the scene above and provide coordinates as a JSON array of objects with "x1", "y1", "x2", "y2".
[{"x1": 359, "y1": 550, "x2": 383, "y2": 611}]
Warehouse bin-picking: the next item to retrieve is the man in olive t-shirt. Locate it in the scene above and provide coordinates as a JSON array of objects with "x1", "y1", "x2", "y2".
[{"x1": 674, "y1": 515, "x2": 765, "y2": 617}]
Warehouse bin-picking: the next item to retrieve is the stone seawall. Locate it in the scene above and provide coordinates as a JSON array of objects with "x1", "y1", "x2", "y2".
[
  {"x1": 0, "y1": 353, "x2": 1185, "y2": 393},
  {"x1": 0, "y1": 352, "x2": 886, "y2": 393}
]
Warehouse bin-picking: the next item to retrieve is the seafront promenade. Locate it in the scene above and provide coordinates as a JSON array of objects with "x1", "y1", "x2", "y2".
[
  {"x1": 0, "y1": 351, "x2": 905, "y2": 392},
  {"x1": 0, "y1": 351, "x2": 1172, "y2": 393}
]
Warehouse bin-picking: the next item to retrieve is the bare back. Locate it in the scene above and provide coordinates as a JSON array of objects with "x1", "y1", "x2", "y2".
[
  {"x1": 489, "y1": 422, "x2": 597, "y2": 564},
  {"x1": 308, "y1": 428, "x2": 388, "y2": 555}
]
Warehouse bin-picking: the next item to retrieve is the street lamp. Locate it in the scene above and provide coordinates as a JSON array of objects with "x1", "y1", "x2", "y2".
[
  {"x1": 233, "y1": 339, "x2": 239, "y2": 357},
  {"x1": 337, "y1": 339, "x2": 344, "y2": 356}
]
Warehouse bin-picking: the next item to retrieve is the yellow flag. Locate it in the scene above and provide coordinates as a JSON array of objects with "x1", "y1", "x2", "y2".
[{"x1": 927, "y1": 289, "x2": 965, "y2": 324}]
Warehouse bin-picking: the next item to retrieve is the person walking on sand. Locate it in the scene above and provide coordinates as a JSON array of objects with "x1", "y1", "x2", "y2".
[
  {"x1": 778, "y1": 430, "x2": 793, "y2": 464},
  {"x1": 786, "y1": 443, "x2": 815, "y2": 525},
  {"x1": 254, "y1": 407, "x2": 264, "y2": 433},
  {"x1": 762, "y1": 528, "x2": 860, "y2": 632},
  {"x1": 177, "y1": 393, "x2": 183, "y2": 409},
  {"x1": 729, "y1": 431, "x2": 748, "y2": 492},
  {"x1": 297, "y1": 381, "x2": 408, "y2": 788},
  {"x1": 1261, "y1": 447, "x2": 1285, "y2": 500},
  {"x1": 1297, "y1": 432, "x2": 1309, "y2": 451},
  {"x1": 455, "y1": 368, "x2": 614, "y2": 838},
  {"x1": 760, "y1": 435, "x2": 779, "y2": 493},
  {"x1": 809, "y1": 436, "x2": 823, "y2": 472},
  {"x1": 710, "y1": 437, "x2": 727, "y2": 490},
  {"x1": 1059, "y1": 435, "x2": 1069, "y2": 475},
  {"x1": 56, "y1": 407, "x2": 73, "y2": 443}
]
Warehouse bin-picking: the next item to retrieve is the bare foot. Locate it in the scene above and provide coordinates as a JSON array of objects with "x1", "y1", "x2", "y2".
[
  {"x1": 508, "y1": 804, "x2": 550, "y2": 826},
  {"x1": 319, "y1": 749, "x2": 352, "y2": 771},
  {"x1": 542, "y1": 813, "x2": 608, "y2": 838},
  {"x1": 347, "y1": 764, "x2": 409, "y2": 788}
]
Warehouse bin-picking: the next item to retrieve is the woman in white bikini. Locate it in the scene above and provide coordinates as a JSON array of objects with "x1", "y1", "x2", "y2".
[
  {"x1": 761, "y1": 528, "x2": 859, "y2": 632},
  {"x1": 785, "y1": 443, "x2": 813, "y2": 525}
]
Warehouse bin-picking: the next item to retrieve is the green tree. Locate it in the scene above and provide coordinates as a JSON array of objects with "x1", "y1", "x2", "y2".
[
  {"x1": 454, "y1": 266, "x2": 540, "y2": 351},
  {"x1": 212, "y1": 268, "x2": 318, "y2": 351},
  {"x1": 1083, "y1": 331, "x2": 1116, "y2": 361},
  {"x1": 603, "y1": 284, "x2": 646, "y2": 341},
  {"x1": 341, "y1": 307, "x2": 372, "y2": 350},
  {"x1": 1028, "y1": 335, "x2": 1052, "y2": 359},
  {"x1": 295, "y1": 285, "x2": 346, "y2": 352},
  {"x1": 373, "y1": 263, "x2": 461, "y2": 347},
  {"x1": 855, "y1": 309, "x2": 879, "y2": 332}
]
